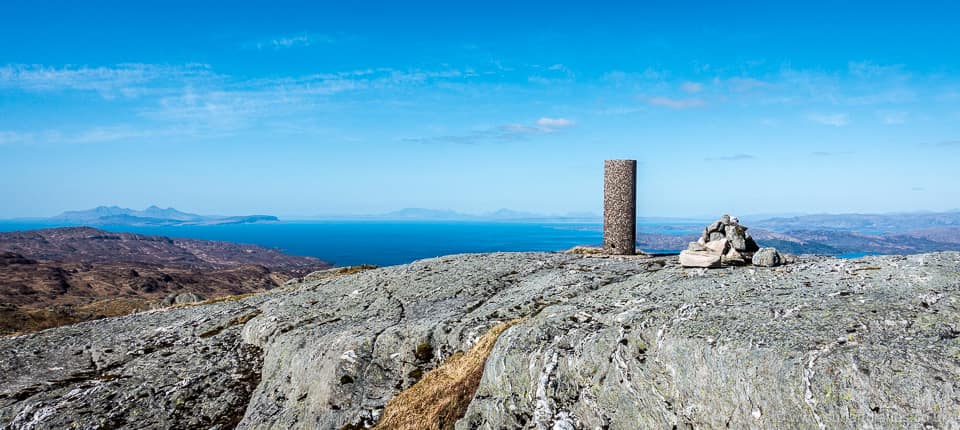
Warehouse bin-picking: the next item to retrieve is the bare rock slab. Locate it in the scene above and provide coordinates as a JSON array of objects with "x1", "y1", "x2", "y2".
[{"x1": 2, "y1": 252, "x2": 959, "y2": 429}]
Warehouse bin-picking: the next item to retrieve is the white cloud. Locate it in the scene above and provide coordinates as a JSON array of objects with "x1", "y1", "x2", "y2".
[
  {"x1": 725, "y1": 77, "x2": 770, "y2": 92},
  {"x1": 536, "y1": 117, "x2": 574, "y2": 128},
  {"x1": 681, "y1": 81, "x2": 703, "y2": 93},
  {"x1": 0, "y1": 131, "x2": 32, "y2": 145},
  {"x1": 247, "y1": 33, "x2": 333, "y2": 50},
  {"x1": 403, "y1": 117, "x2": 573, "y2": 145},
  {"x1": 879, "y1": 111, "x2": 908, "y2": 125},
  {"x1": 808, "y1": 113, "x2": 850, "y2": 127},
  {"x1": 647, "y1": 97, "x2": 706, "y2": 109},
  {"x1": 848, "y1": 61, "x2": 908, "y2": 80},
  {"x1": 0, "y1": 63, "x2": 215, "y2": 98}
]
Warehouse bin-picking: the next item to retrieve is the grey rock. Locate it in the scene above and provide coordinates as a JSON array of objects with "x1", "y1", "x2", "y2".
[
  {"x1": 752, "y1": 247, "x2": 784, "y2": 267},
  {"x1": 707, "y1": 221, "x2": 723, "y2": 233},
  {"x1": 162, "y1": 292, "x2": 205, "y2": 306},
  {"x1": 1, "y1": 252, "x2": 959, "y2": 429},
  {"x1": 721, "y1": 247, "x2": 748, "y2": 266},
  {"x1": 687, "y1": 242, "x2": 708, "y2": 252},
  {"x1": 720, "y1": 214, "x2": 731, "y2": 225},
  {"x1": 704, "y1": 238, "x2": 729, "y2": 255},
  {"x1": 725, "y1": 224, "x2": 749, "y2": 251},
  {"x1": 709, "y1": 231, "x2": 726, "y2": 242}
]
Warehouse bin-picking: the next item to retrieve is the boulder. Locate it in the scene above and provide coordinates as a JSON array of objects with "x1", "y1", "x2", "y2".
[
  {"x1": 163, "y1": 292, "x2": 205, "y2": 306},
  {"x1": 722, "y1": 248, "x2": 747, "y2": 266},
  {"x1": 679, "y1": 250, "x2": 722, "y2": 268},
  {"x1": 752, "y1": 247, "x2": 784, "y2": 267},
  {"x1": 725, "y1": 224, "x2": 749, "y2": 251},
  {"x1": 704, "y1": 238, "x2": 729, "y2": 255}
]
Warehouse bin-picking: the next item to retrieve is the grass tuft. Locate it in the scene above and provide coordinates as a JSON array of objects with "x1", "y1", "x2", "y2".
[{"x1": 374, "y1": 318, "x2": 524, "y2": 430}]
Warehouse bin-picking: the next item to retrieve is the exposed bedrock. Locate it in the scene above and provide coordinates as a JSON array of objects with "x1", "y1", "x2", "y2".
[{"x1": 1, "y1": 251, "x2": 958, "y2": 429}]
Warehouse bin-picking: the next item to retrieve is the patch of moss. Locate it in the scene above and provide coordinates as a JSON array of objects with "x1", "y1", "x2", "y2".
[
  {"x1": 408, "y1": 368, "x2": 423, "y2": 380},
  {"x1": 414, "y1": 343, "x2": 433, "y2": 362}
]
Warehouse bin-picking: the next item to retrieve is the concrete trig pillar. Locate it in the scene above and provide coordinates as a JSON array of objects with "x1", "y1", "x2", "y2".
[{"x1": 603, "y1": 159, "x2": 637, "y2": 255}]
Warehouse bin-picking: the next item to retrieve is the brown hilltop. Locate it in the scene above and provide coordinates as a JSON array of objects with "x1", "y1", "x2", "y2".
[{"x1": 0, "y1": 227, "x2": 331, "y2": 335}]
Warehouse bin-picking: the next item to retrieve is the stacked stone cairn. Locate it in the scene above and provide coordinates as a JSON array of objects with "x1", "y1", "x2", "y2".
[{"x1": 680, "y1": 214, "x2": 783, "y2": 268}]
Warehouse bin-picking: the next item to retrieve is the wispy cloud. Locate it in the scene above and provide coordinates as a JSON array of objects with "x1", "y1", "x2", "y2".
[
  {"x1": 808, "y1": 113, "x2": 850, "y2": 126},
  {"x1": 938, "y1": 140, "x2": 960, "y2": 147},
  {"x1": 724, "y1": 77, "x2": 771, "y2": 92},
  {"x1": 0, "y1": 131, "x2": 33, "y2": 145},
  {"x1": 811, "y1": 151, "x2": 853, "y2": 157},
  {"x1": 536, "y1": 117, "x2": 574, "y2": 128},
  {"x1": 848, "y1": 61, "x2": 908, "y2": 80},
  {"x1": 705, "y1": 154, "x2": 755, "y2": 161},
  {"x1": 647, "y1": 96, "x2": 706, "y2": 109},
  {"x1": 879, "y1": 111, "x2": 908, "y2": 125},
  {"x1": 0, "y1": 63, "x2": 215, "y2": 98},
  {"x1": 528, "y1": 64, "x2": 575, "y2": 85},
  {"x1": 0, "y1": 124, "x2": 220, "y2": 145},
  {"x1": 680, "y1": 81, "x2": 702, "y2": 93},
  {"x1": 402, "y1": 118, "x2": 572, "y2": 145},
  {"x1": 246, "y1": 32, "x2": 333, "y2": 50}
]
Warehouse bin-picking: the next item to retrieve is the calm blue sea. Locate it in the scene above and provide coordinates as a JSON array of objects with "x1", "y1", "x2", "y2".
[{"x1": 0, "y1": 221, "x2": 620, "y2": 267}]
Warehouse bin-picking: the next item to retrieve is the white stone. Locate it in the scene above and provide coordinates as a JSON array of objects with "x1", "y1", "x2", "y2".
[{"x1": 679, "y1": 250, "x2": 722, "y2": 268}]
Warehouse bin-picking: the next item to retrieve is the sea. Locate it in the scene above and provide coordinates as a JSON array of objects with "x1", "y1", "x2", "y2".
[{"x1": 0, "y1": 220, "x2": 640, "y2": 267}]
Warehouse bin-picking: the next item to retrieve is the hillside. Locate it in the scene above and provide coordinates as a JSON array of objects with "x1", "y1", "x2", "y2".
[
  {"x1": 0, "y1": 227, "x2": 330, "y2": 334},
  {"x1": 635, "y1": 227, "x2": 960, "y2": 256},
  {"x1": 1, "y1": 251, "x2": 957, "y2": 428}
]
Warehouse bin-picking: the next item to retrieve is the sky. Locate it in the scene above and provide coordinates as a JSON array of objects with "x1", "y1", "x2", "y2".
[{"x1": 1, "y1": 0, "x2": 959, "y2": 219}]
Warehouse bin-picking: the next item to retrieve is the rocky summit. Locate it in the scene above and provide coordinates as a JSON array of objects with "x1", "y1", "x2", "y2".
[{"x1": 1, "y1": 251, "x2": 959, "y2": 429}]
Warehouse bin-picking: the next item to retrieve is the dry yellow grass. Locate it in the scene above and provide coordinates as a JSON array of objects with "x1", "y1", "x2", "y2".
[
  {"x1": 374, "y1": 318, "x2": 525, "y2": 430},
  {"x1": 1, "y1": 297, "x2": 152, "y2": 337}
]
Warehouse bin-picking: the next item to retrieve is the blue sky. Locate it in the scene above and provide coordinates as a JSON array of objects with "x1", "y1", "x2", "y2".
[{"x1": 1, "y1": 0, "x2": 959, "y2": 218}]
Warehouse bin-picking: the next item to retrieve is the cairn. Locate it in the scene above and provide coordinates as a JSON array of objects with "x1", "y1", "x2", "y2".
[{"x1": 680, "y1": 214, "x2": 783, "y2": 268}]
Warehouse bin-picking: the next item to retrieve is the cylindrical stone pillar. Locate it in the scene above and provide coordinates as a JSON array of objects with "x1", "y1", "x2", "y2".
[{"x1": 603, "y1": 159, "x2": 637, "y2": 255}]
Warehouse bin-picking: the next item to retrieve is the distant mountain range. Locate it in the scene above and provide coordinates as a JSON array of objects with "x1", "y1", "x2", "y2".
[
  {"x1": 336, "y1": 207, "x2": 602, "y2": 222},
  {"x1": 747, "y1": 211, "x2": 960, "y2": 233},
  {"x1": 49, "y1": 206, "x2": 278, "y2": 226},
  {"x1": 628, "y1": 211, "x2": 960, "y2": 256}
]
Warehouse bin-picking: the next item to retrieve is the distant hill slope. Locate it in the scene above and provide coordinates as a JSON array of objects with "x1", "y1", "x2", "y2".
[
  {"x1": 748, "y1": 211, "x2": 960, "y2": 233},
  {"x1": 635, "y1": 227, "x2": 960, "y2": 255},
  {"x1": 50, "y1": 205, "x2": 278, "y2": 226},
  {"x1": 0, "y1": 227, "x2": 321, "y2": 270},
  {"x1": 0, "y1": 227, "x2": 330, "y2": 334}
]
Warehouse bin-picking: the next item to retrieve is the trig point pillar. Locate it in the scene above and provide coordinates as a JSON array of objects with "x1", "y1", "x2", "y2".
[{"x1": 603, "y1": 159, "x2": 637, "y2": 255}]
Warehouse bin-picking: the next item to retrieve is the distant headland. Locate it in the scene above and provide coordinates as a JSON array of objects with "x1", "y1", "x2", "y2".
[{"x1": 46, "y1": 205, "x2": 278, "y2": 226}]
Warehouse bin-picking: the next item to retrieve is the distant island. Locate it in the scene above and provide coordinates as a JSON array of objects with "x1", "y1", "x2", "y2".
[{"x1": 49, "y1": 205, "x2": 279, "y2": 226}]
